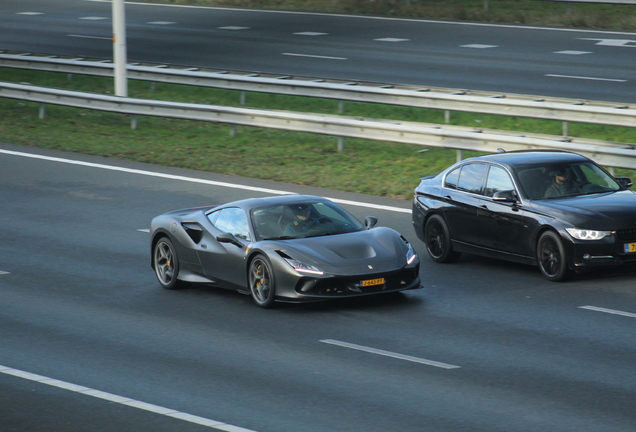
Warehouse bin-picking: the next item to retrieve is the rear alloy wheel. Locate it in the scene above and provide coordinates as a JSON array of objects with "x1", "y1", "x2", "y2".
[
  {"x1": 249, "y1": 255, "x2": 276, "y2": 308},
  {"x1": 424, "y1": 214, "x2": 460, "y2": 263},
  {"x1": 537, "y1": 231, "x2": 570, "y2": 282},
  {"x1": 153, "y1": 237, "x2": 186, "y2": 289}
]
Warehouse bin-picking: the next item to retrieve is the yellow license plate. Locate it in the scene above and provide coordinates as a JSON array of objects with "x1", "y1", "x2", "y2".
[
  {"x1": 361, "y1": 278, "x2": 385, "y2": 287},
  {"x1": 625, "y1": 243, "x2": 636, "y2": 253}
]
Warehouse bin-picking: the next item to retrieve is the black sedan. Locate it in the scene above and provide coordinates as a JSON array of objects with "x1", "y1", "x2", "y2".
[
  {"x1": 151, "y1": 194, "x2": 421, "y2": 307},
  {"x1": 412, "y1": 150, "x2": 636, "y2": 281}
]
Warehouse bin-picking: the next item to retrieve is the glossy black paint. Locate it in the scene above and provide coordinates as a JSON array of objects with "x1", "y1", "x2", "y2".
[
  {"x1": 412, "y1": 150, "x2": 636, "y2": 281},
  {"x1": 151, "y1": 194, "x2": 421, "y2": 306}
]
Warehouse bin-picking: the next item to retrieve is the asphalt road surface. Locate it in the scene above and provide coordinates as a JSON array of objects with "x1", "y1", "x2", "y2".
[
  {"x1": 2, "y1": 0, "x2": 636, "y2": 102},
  {"x1": 1, "y1": 142, "x2": 635, "y2": 432}
]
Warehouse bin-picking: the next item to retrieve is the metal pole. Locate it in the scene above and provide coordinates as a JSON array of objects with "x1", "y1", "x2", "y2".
[{"x1": 112, "y1": 0, "x2": 128, "y2": 97}]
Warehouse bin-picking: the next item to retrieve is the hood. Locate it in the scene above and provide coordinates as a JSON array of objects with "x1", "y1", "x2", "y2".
[
  {"x1": 531, "y1": 190, "x2": 636, "y2": 229},
  {"x1": 278, "y1": 228, "x2": 409, "y2": 275}
]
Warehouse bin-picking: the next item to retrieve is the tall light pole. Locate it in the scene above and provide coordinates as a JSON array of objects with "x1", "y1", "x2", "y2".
[{"x1": 112, "y1": 0, "x2": 128, "y2": 97}]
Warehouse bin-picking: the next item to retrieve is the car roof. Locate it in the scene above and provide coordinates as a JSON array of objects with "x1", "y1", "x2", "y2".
[
  {"x1": 460, "y1": 150, "x2": 590, "y2": 170},
  {"x1": 219, "y1": 194, "x2": 328, "y2": 211}
]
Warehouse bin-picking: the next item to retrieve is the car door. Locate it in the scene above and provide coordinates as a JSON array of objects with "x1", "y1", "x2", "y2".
[
  {"x1": 476, "y1": 164, "x2": 533, "y2": 258},
  {"x1": 197, "y1": 207, "x2": 252, "y2": 288},
  {"x1": 441, "y1": 162, "x2": 487, "y2": 247}
]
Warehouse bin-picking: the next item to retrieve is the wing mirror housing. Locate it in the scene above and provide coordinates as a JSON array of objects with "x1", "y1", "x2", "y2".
[
  {"x1": 217, "y1": 232, "x2": 244, "y2": 248},
  {"x1": 493, "y1": 190, "x2": 519, "y2": 203},
  {"x1": 365, "y1": 216, "x2": 378, "y2": 229},
  {"x1": 616, "y1": 176, "x2": 633, "y2": 189}
]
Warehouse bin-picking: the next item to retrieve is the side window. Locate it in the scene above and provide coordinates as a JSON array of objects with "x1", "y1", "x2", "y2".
[
  {"x1": 444, "y1": 167, "x2": 460, "y2": 190},
  {"x1": 485, "y1": 165, "x2": 515, "y2": 197},
  {"x1": 457, "y1": 163, "x2": 487, "y2": 195},
  {"x1": 208, "y1": 207, "x2": 251, "y2": 241}
]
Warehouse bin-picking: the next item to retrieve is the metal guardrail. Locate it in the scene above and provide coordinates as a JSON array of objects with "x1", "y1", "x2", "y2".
[
  {"x1": 1, "y1": 52, "x2": 635, "y2": 129},
  {"x1": 2, "y1": 81, "x2": 635, "y2": 170}
]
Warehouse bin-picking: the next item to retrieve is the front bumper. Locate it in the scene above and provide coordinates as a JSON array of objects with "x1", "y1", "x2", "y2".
[{"x1": 289, "y1": 264, "x2": 421, "y2": 300}]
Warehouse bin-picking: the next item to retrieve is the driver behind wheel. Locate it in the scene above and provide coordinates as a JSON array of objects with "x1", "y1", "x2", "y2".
[
  {"x1": 545, "y1": 166, "x2": 575, "y2": 198},
  {"x1": 282, "y1": 204, "x2": 317, "y2": 235}
]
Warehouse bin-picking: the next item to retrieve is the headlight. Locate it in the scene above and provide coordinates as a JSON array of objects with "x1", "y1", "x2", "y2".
[
  {"x1": 283, "y1": 258, "x2": 324, "y2": 275},
  {"x1": 406, "y1": 242, "x2": 417, "y2": 265},
  {"x1": 565, "y1": 228, "x2": 613, "y2": 240}
]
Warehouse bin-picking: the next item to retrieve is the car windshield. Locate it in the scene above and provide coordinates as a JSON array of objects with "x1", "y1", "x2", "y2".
[
  {"x1": 516, "y1": 162, "x2": 621, "y2": 200},
  {"x1": 251, "y1": 201, "x2": 365, "y2": 240}
]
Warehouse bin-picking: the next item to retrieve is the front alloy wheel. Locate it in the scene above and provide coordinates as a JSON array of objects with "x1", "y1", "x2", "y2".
[
  {"x1": 249, "y1": 255, "x2": 276, "y2": 308},
  {"x1": 537, "y1": 231, "x2": 570, "y2": 282}
]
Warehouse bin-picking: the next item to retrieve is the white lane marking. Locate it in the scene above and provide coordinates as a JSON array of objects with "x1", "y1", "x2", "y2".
[
  {"x1": 85, "y1": 0, "x2": 636, "y2": 36},
  {"x1": 138, "y1": 229, "x2": 150, "y2": 233},
  {"x1": 545, "y1": 74, "x2": 626, "y2": 82},
  {"x1": 148, "y1": 21, "x2": 176, "y2": 25},
  {"x1": 0, "y1": 149, "x2": 410, "y2": 213},
  {"x1": 580, "y1": 306, "x2": 636, "y2": 319},
  {"x1": 320, "y1": 339, "x2": 460, "y2": 369},
  {"x1": 80, "y1": 16, "x2": 108, "y2": 20},
  {"x1": 0, "y1": 271, "x2": 10, "y2": 275},
  {"x1": 461, "y1": 44, "x2": 498, "y2": 49},
  {"x1": 17, "y1": 12, "x2": 43, "y2": 15},
  {"x1": 282, "y1": 52, "x2": 347, "y2": 60},
  {"x1": 218, "y1": 26, "x2": 249, "y2": 30},
  {"x1": 374, "y1": 38, "x2": 409, "y2": 42},
  {"x1": 579, "y1": 38, "x2": 636, "y2": 47},
  {"x1": 0, "y1": 364, "x2": 258, "y2": 431},
  {"x1": 553, "y1": 50, "x2": 592, "y2": 55},
  {"x1": 294, "y1": 32, "x2": 328, "y2": 36},
  {"x1": 67, "y1": 34, "x2": 111, "y2": 40}
]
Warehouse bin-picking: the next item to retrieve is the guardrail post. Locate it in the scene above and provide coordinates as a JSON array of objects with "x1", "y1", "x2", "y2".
[
  {"x1": 456, "y1": 149, "x2": 463, "y2": 162},
  {"x1": 150, "y1": 82, "x2": 156, "y2": 92},
  {"x1": 39, "y1": 103, "x2": 46, "y2": 119},
  {"x1": 445, "y1": 110, "x2": 450, "y2": 124},
  {"x1": 240, "y1": 91, "x2": 246, "y2": 105},
  {"x1": 230, "y1": 125, "x2": 236, "y2": 136},
  {"x1": 338, "y1": 100, "x2": 344, "y2": 114},
  {"x1": 67, "y1": 73, "x2": 73, "y2": 82},
  {"x1": 337, "y1": 137, "x2": 344, "y2": 152},
  {"x1": 563, "y1": 121, "x2": 569, "y2": 137},
  {"x1": 131, "y1": 115, "x2": 137, "y2": 130}
]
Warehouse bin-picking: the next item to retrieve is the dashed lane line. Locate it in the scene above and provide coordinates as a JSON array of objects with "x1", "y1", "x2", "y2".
[
  {"x1": 580, "y1": 306, "x2": 636, "y2": 319},
  {"x1": 321, "y1": 339, "x2": 461, "y2": 369}
]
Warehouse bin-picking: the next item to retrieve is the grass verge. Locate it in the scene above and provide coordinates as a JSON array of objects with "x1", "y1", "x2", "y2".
[{"x1": 1, "y1": 68, "x2": 634, "y2": 199}]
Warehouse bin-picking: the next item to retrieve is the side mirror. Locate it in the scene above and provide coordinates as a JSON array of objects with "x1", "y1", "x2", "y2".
[
  {"x1": 365, "y1": 216, "x2": 378, "y2": 229},
  {"x1": 493, "y1": 190, "x2": 518, "y2": 203},
  {"x1": 217, "y1": 232, "x2": 244, "y2": 248},
  {"x1": 616, "y1": 177, "x2": 633, "y2": 189}
]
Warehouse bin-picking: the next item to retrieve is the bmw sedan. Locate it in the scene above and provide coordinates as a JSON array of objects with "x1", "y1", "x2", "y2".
[{"x1": 412, "y1": 150, "x2": 636, "y2": 281}]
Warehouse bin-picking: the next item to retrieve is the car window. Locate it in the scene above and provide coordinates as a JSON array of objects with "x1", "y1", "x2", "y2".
[
  {"x1": 457, "y1": 163, "x2": 487, "y2": 195},
  {"x1": 444, "y1": 167, "x2": 460, "y2": 190},
  {"x1": 208, "y1": 207, "x2": 251, "y2": 241},
  {"x1": 484, "y1": 165, "x2": 515, "y2": 197}
]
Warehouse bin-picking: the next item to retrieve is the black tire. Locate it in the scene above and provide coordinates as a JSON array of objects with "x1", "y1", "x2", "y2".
[
  {"x1": 424, "y1": 214, "x2": 461, "y2": 263},
  {"x1": 153, "y1": 237, "x2": 187, "y2": 289},
  {"x1": 537, "y1": 230, "x2": 570, "y2": 282},
  {"x1": 248, "y1": 254, "x2": 277, "y2": 308}
]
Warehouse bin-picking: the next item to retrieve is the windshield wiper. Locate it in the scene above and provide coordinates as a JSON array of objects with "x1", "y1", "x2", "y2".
[{"x1": 262, "y1": 235, "x2": 297, "y2": 240}]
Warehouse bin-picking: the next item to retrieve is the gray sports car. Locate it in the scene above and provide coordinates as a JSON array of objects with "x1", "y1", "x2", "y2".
[{"x1": 150, "y1": 194, "x2": 421, "y2": 307}]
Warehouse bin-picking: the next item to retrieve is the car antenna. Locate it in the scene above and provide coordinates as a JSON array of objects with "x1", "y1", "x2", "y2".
[{"x1": 496, "y1": 148, "x2": 506, "y2": 153}]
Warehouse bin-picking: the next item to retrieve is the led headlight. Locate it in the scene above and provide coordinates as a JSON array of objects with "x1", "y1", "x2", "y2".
[
  {"x1": 565, "y1": 228, "x2": 612, "y2": 241},
  {"x1": 406, "y1": 242, "x2": 417, "y2": 264},
  {"x1": 283, "y1": 258, "x2": 324, "y2": 275}
]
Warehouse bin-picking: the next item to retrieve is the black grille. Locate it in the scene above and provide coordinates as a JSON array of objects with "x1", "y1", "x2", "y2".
[{"x1": 616, "y1": 229, "x2": 636, "y2": 242}]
